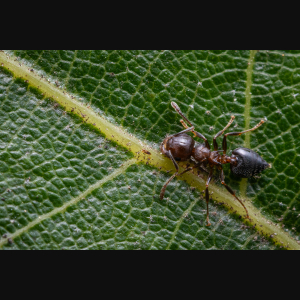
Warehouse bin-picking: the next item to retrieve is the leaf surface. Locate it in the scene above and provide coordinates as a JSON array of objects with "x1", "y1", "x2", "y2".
[{"x1": 0, "y1": 50, "x2": 299, "y2": 249}]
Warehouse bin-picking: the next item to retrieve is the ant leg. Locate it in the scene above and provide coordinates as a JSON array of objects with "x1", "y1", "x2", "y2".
[
  {"x1": 220, "y1": 168, "x2": 249, "y2": 218},
  {"x1": 171, "y1": 102, "x2": 210, "y2": 149},
  {"x1": 160, "y1": 153, "x2": 200, "y2": 200},
  {"x1": 160, "y1": 173, "x2": 177, "y2": 200},
  {"x1": 180, "y1": 119, "x2": 196, "y2": 137},
  {"x1": 205, "y1": 168, "x2": 214, "y2": 226},
  {"x1": 160, "y1": 145, "x2": 179, "y2": 199},
  {"x1": 194, "y1": 131, "x2": 210, "y2": 150},
  {"x1": 213, "y1": 115, "x2": 235, "y2": 151},
  {"x1": 222, "y1": 120, "x2": 264, "y2": 154},
  {"x1": 161, "y1": 146, "x2": 179, "y2": 171},
  {"x1": 180, "y1": 119, "x2": 210, "y2": 149},
  {"x1": 167, "y1": 126, "x2": 195, "y2": 140}
]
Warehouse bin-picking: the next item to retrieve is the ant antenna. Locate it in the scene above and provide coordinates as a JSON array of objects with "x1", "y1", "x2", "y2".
[{"x1": 171, "y1": 102, "x2": 193, "y2": 127}]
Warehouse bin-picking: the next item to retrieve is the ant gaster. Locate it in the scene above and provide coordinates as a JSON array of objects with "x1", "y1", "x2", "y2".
[{"x1": 160, "y1": 102, "x2": 269, "y2": 226}]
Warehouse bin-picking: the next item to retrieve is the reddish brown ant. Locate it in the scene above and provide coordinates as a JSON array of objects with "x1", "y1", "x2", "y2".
[{"x1": 160, "y1": 102, "x2": 269, "y2": 226}]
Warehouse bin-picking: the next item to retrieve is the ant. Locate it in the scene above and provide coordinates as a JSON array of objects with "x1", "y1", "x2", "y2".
[{"x1": 160, "y1": 102, "x2": 269, "y2": 226}]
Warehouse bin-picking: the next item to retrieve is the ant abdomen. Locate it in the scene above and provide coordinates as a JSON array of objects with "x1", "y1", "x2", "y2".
[
  {"x1": 230, "y1": 147, "x2": 269, "y2": 178},
  {"x1": 163, "y1": 133, "x2": 194, "y2": 161}
]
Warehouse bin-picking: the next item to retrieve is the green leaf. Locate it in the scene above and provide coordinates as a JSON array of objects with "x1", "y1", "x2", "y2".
[
  {"x1": 248, "y1": 51, "x2": 300, "y2": 235},
  {"x1": 0, "y1": 50, "x2": 298, "y2": 250}
]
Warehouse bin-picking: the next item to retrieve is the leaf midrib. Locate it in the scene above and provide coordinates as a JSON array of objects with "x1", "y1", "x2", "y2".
[
  {"x1": 239, "y1": 50, "x2": 257, "y2": 199},
  {"x1": 0, "y1": 50, "x2": 299, "y2": 250}
]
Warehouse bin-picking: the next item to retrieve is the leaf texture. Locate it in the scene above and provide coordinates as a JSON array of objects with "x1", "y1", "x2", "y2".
[{"x1": 0, "y1": 50, "x2": 299, "y2": 249}]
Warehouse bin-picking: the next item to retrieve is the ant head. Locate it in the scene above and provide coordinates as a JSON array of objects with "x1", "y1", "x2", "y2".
[{"x1": 230, "y1": 147, "x2": 269, "y2": 178}]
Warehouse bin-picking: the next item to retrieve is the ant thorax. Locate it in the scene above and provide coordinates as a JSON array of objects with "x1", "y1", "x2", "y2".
[
  {"x1": 193, "y1": 144, "x2": 236, "y2": 166},
  {"x1": 206, "y1": 150, "x2": 236, "y2": 166},
  {"x1": 193, "y1": 144, "x2": 210, "y2": 162}
]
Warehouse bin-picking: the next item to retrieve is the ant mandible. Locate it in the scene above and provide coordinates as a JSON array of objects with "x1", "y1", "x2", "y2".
[{"x1": 160, "y1": 102, "x2": 269, "y2": 226}]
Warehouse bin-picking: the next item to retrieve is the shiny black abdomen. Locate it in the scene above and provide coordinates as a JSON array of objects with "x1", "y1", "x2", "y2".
[
  {"x1": 231, "y1": 147, "x2": 269, "y2": 178},
  {"x1": 166, "y1": 133, "x2": 195, "y2": 161}
]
